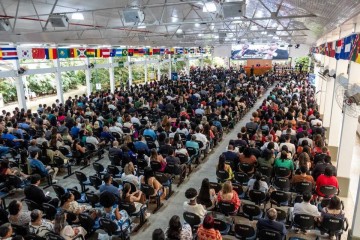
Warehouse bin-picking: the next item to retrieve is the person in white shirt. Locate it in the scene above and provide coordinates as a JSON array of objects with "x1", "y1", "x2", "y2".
[
  {"x1": 183, "y1": 188, "x2": 207, "y2": 221},
  {"x1": 109, "y1": 122, "x2": 123, "y2": 136},
  {"x1": 194, "y1": 127, "x2": 209, "y2": 151},
  {"x1": 85, "y1": 131, "x2": 104, "y2": 150},
  {"x1": 260, "y1": 135, "x2": 279, "y2": 152},
  {"x1": 130, "y1": 113, "x2": 141, "y2": 126},
  {"x1": 291, "y1": 192, "x2": 320, "y2": 221},
  {"x1": 298, "y1": 132, "x2": 314, "y2": 148},
  {"x1": 310, "y1": 113, "x2": 322, "y2": 127},
  {"x1": 279, "y1": 135, "x2": 296, "y2": 156}
]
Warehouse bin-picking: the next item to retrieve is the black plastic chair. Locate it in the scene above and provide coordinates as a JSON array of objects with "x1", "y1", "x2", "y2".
[
  {"x1": 45, "y1": 232, "x2": 66, "y2": 240},
  {"x1": 318, "y1": 217, "x2": 348, "y2": 240},
  {"x1": 273, "y1": 177, "x2": 291, "y2": 191},
  {"x1": 209, "y1": 182, "x2": 222, "y2": 194},
  {"x1": 248, "y1": 189, "x2": 267, "y2": 205},
  {"x1": 24, "y1": 199, "x2": 42, "y2": 211},
  {"x1": 234, "y1": 224, "x2": 256, "y2": 240},
  {"x1": 234, "y1": 172, "x2": 250, "y2": 186},
  {"x1": 75, "y1": 171, "x2": 91, "y2": 193},
  {"x1": 275, "y1": 167, "x2": 291, "y2": 177},
  {"x1": 89, "y1": 175, "x2": 102, "y2": 190},
  {"x1": 141, "y1": 184, "x2": 163, "y2": 213},
  {"x1": 120, "y1": 201, "x2": 147, "y2": 232},
  {"x1": 242, "y1": 204, "x2": 263, "y2": 221},
  {"x1": 293, "y1": 214, "x2": 315, "y2": 232},
  {"x1": 213, "y1": 218, "x2": 231, "y2": 235},
  {"x1": 218, "y1": 201, "x2": 237, "y2": 216},
  {"x1": 239, "y1": 163, "x2": 254, "y2": 174},
  {"x1": 7, "y1": 175, "x2": 26, "y2": 189},
  {"x1": 274, "y1": 208, "x2": 288, "y2": 223},
  {"x1": 85, "y1": 192, "x2": 100, "y2": 208},
  {"x1": 216, "y1": 169, "x2": 230, "y2": 183},
  {"x1": 154, "y1": 171, "x2": 173, "y2": 198},
  {"x1": 294, "y1": 181, "x2": 313, "y2": 194},
  {"x1": 53, "y1": 156, "x2": 73, "y2": 179},
  {"x1": 111, "y1": 132, "x2": 122, "y2": 141},
  {"x1": 258, "y1": 165, "x2": 273, "y2": 177},
  {"x1": 319, "y1": 185, "x2": 338, "y2": 198},
  {"x1": 122, "y1": 181, "x2": 137, "y2": 194},
  {"x1": 99, "y1": 217, "x2": 130, "y2": 240},
  {"x1": 52, "y1": 184, "x2": 66, "y2": 199},
  {"x1": 183, "y1": 211, "x2": 201, "y2": 234},
  {"x1": 232, "y1": 183, "x2": 244, "y2": 197},
  {"x1": 137, "y1": 159, "x2": 148, "y2": 176},
  {"x1": 12, "y1": 224, "x2": 28, "y2": 236},
  {"x1": 107, "y1": 165, "x2": 122, "y2": 178},
  {"x1": 258, "y1": 229, "x2": 283, "y2": 240},
  {"x1": 93, "y1": 162, "x2": 107, "y2": 178},
  {"x1": 78, "y1": 213, "x2": 97, "y2": 236},
  {"x1": 150, "y1": 161, "x2": 162, "y2": 172},
  {"x1": 43, "y1": 203, "x2": 57, "y2": 221},
  {"x1": 270, "y1": 191, "x2": 289, "y2": 207},
  {"x1": 67, "y1": 188, "x2": 85, "y2": 203}
]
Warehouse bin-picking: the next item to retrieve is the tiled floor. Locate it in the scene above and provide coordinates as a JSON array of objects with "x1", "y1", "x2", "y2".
[{"x1": 7, "y1": 86, "x2": 358, "y2": 240}]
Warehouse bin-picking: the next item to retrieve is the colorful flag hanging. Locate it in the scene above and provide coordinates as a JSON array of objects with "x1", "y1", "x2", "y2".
[
  {"x1": 86, "y1": 48, "x2": 96, "y2": 57},
  {"x1": 76, "y1": 48, "x2": 87, "y2": 58},
  {"x1": 58, "y1": 48, "x2": 70, "y2": 58},
  {"x1": 69, "y1": 48, "x2": 78, "y2": 58},
  {"x1": 45, "y1": 48, "x2": 58, "y2": 59},
  {"x1": 335, "y1": 39, "x2": 342, "y2": 60},
  {"x1": 341, "y1": 34, "x2": 356, "y2": 60},
  {"x1": 101, "y1": 49, "x2": 111, "y2": 58},
  {"x1": 122, "y1": 49, "x2": 128, "y2": 56},
  {"x1": 32, "y1": 48, "x2": 46, "y2": 59},
  {"x1": 128, "y1": 49, "x2": 134, "y2": 56},
  {"x1": 153, "y1": 49, "x2": 160, "y2": 55},
  {"x1": 0, "y1": 48, "x2": 18, "y2": 60},
  {"x1": 18, "y1": 48, "x2": 32, "y2": 59},
  {"x1": 109, "y1": 49, "x2": 116, "y2": 57},
  {"x1": 160, "y1": 48, "x2": 165, "y2": 55},
  {"x1": 350, "y1": 34, "x2": 360, "y2": 62}
]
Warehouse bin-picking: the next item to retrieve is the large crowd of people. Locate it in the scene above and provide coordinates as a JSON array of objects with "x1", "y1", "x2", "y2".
[{"x1": 0, "y1": 64, "x2": 347, "y2": 240}]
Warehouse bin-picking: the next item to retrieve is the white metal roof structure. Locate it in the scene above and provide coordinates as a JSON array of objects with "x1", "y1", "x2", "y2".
[{"x1": 1, "y1": 0, "x2": 360, "y2": 46}]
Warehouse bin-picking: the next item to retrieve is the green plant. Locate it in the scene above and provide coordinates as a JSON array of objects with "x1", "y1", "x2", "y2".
[
  {"x1": 294, "y1": 56, "x2": 310, "y2": 71},
  {"x1": 0, "y1": 79, "x2": 17, "y2": 103}
]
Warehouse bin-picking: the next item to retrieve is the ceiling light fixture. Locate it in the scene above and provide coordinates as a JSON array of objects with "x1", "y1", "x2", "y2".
[
  {"x1": 71, "y1": 12, "x2": 84, "y2": 20},
  {"x1": 198, "y1": 33, "x2": 203, "y2": 37},
  {"x1": 137, "y1": 24, "x2": 146, "y2": 29},
  {"x1": 203, "y1": 2, "x2": 217, "y2": 13},
  {"x1": 195, "y1": 23, "x2": 200, "y2": 27}
]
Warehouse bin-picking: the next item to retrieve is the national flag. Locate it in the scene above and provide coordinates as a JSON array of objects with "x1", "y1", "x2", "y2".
[
  {"x1": 86, "y1": 48, "x2": 95, "y2": 57},
  {"x1": 122, "y1": 49, "x2": 128, "y2": 56},
  {"x1": 190, "y1": 48, "x2": 195, "y2": 54},
  {"x1": 18, "y1": 48, "x2": 32, "y2": 59},
  {"x1": 101, "y1": 49, "x2": 111, "y2": 58},
  {"x1": 327, "y1": 42, "x2": 335, "y2": 58},
  {"x1": 133, "y1": 49, "x2": 140, "y2": 57},
  {"x1": 138, "y1": 48, "x2": 145, "y2": 56},
  {"x1": 350, "y1": 34, "x2": 360, "y2": 62},
  {"x1": 144, "y1": 48, "x2": 150, "y2": 56},
  {"x1": 356, "y1": 40, "x2": 360, "y2": 64},
  {"x1": 165, "y1": 49, "x2": 170, "y2": 54},
  {"x1": 114, "y1": 49, "x2": 123, "y2": 57},
  {"x1": 176, "y1": 48, "x2": 183, "y2": 54},
  {"x1": 58, "y1": 48, "x2": 70, "y2": 58},
  {"x1": 76, "y1": 48, "x2": 87, "y2": 58},
  {"x1": 31, "y1": 48, "x2": 46, "y2": 59},
  {"x1": 69, "y1": 48, "x2": 78, "y2": 58},
  {"x1": 109, "y1": 49, "x2": 116, "y2": 57},
  {"x1": 170, "y1": 48, "x2": 175, "y2": 55},
  {"x1": 201, "y1": 48, "x2": 206, "y2": 54},
  {"x1": 0, "y1": 48, "x2": 18, "y2": 60},
  {"x1": 341, "y1": 34, "x2": 356, "y2": 60},
  {"x1": 335, "y1": 39, "x2": 342, "y2": 60},
  {"x1": 160, "y1": 48, "x2": 165, "y2": 55},
  {"x1": 184, "y1": 48, "x2": 189, "y2": 54},
  {"x1": 128, "y1": 49, "x2": 134, "y2": 56},
  {"x1": 148, "y1": 48, "x2": 153, "y2": 56},
  {"x1": 153, "y1": 49, "x2": 160, "y2": 55},
  {"x1": 45, "y1": 48, "x2": 58, "y2": 59}
]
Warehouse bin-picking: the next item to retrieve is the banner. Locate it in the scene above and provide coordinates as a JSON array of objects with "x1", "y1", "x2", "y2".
[{"x1": 231, "y1": 43, "x2": 289, "y2": 60}]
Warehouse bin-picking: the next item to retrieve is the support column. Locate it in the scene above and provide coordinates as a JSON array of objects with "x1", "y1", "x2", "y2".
[
  {"x1": 128, "y1": 56, "x2": 132, "y2": 87},
  {"x1": 319, "y1": 55, "x2": 327, "y2": 115},
  {"x1": 186, "y1": 55, "x2": 190, "y2": 76},
  {"x1": 157, "y1": 56, "x2": 161, "y2": 81},
  {"x1": 109, "y1": 57, "x2": 115, "y2": 93},
  {"x1": 13, "y1": 60, "x2": 27, "y2": 110},
  {"x1": 85, "y1": 58, "x2": 92, "y2": 96},
  {"x1": 336, "y1": 60, "x2": 358, "y2": 197},
  {"x1": 200, "y1": 54, "x2": 204, "y2": 70},
  {"x1": 144, "y1": 57, "x2": 148, "y2": 84},
  {"x1": 322, "y1": 57, "x2": 337, "y2": 128},
  {"x1": 168, "y1": 54, "x2": 172, "y2": 78},
  {"x1": 53, "y1": 59, "x2": 64, "y2": 104},
  {"x1": 350, "y1": 176, "x2": 360, "y2": 239}
]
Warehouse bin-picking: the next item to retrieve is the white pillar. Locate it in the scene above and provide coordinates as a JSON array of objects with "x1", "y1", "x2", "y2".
[
  {"x1": 336, "y1": 60, "x2": 358, "y2": 197},
  {"x1": 186, "y1": 56, "x2": 190, "y2": 76},
  {"x1": 144, "y1": 57, "x2": 148, "y2": 84},
  {"x1": 157, "y1": 56, "x2": 161, "y2": 81},
  {"x1": 128, "y1": 56, "x2": 132, "y2": 87},
  {"x1": 322, "y1": 57, "x2": 337, "y2": 127},
  {"x1": 168, "y1": 54, "x2": 172, "y2": 78},
  {"x1": 109, "y1": 57, "x2": 115, "y2": 93},
  {"x1": 319, "y1": 55, "x2": 327, "y2": 115},
  {"x1": 85, "y1": 58, "x2": 92, "y2": 96},
  {"x1": 351, "y1": 176, "x2": 360, "y2": 238},
  {"x1": 200, "y1": 54, "x2": 204, "y2": 70},
  {"x1": 53, "y1": 59, "x2": 64, "y2": 104},
  {"x1": 13, "y1": 60, "x2": 27, "y2": 110}
]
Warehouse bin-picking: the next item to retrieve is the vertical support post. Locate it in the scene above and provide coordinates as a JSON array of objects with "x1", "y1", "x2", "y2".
[
  {"x1": 13, "y1": 59, "x2": 27, "y2": 110},
  {"x1": 351, "y1": 176, "x2": 360, "y2": 238},
  {"x1": 157, "y1": 56, "x2": 161, "y2": 81},
  {"x1": 168, "y1": 54, "x2": 171, "y2": 78},
  {"x1": 109, "y1": 57, "x2": 115, "y2": 93},
  {"x1": 85, "y1": 58, "x2": 92, "y2": 96},
  {"x1": 186, "y1": 54, "x2": 190, "y2": 76},
  {"x1": 144, "y1": 56, "x2": 148, "y2": 84},
  {"x1": 128, "y1": 56, "x2": 132, "y2": 87},
  {"x1": 200, "y1": 53, "x2": 204, "y2": 70},
  {"x1": 54, "y1": 59, "x2": 64, "y2": 104}
]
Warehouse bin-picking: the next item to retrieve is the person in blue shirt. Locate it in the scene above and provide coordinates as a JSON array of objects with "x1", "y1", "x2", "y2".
[
  {"x1": 0, "y1": 145, "x2": 9, "y2": 157},
  {"x1": 99, "y1": 174, "x2": 122, "y2": 200},
  {"x1": 100, "y1": 126, "x2": 115, "y2": 143},
  {"x1": 28, "y1": 151, "x2": 58, "y2": 183},
  {"x1": 1, "y1": 128, "x2": 24, "y2": 148},
  {"x1": 133, "y1": 136, "x2": 150, "y2": 155},
  {"x1": 185, "y1": 135, "x2": 200, "y2": 156},
  {"x1": 12, "y1": 123, "x2": 25, "y2": 139},
  {"x1": 143, "y1": 125, "x2": 157, "y2": 141},
  {"x1": 70, "y1": 125, "x2": 80, "y2": 139}
]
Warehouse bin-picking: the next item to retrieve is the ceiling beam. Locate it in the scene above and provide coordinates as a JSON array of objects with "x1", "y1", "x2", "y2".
[{"x1": 12, "y1": 0, "x2": 21, "y2": 32}]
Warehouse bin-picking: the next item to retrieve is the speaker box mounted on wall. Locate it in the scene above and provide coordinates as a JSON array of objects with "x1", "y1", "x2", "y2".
[
  {"x1": 222, "y1": 1, "x2": 246, "y2": 19},
  {"x1": 49, "y1": 14, "x2": 69, "y2": 28}
]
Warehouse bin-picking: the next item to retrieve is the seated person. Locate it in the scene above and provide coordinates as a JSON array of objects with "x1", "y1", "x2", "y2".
[
  {"x1": 315, "y1": 167, "x2": 339, "y2": 197},
  {"x1": 291, "y1": 192, "x2": 320, "y2": 222},
  {"x1": 8, "y1": 200, "x2": 31, "y2": 225},
  {"x1": 150, "y1": 148, "x2": 167, "y2": 172},
  {"x1": 29, "y1": 209, "x2": 54, "y2": 237},
  {"x1": 140, "y1": 167, "x2": 168, "y2": 201},
  {"x1": 247, "y1": 172, "x2": 268, "y2": 193},
  {"x1": 222, "y1": 144, "x2": 239, "y2": 169},
  {"x1": 320, "y1": 196, "x2": 345, "y2": 220},
  {"x1": 217, "y1": 181, "x2": 241, "y2": 213},
  {"x1": 60, "y1": 192, "x2": 94, "y2": 217},
  {"x1": 85, "y1": 131, "x2": 105, "y2": 150},
  {"x1": 28, "y1": 151, "x2": 58, "y2": 183},
  {"x1": 239, "y1": 147, "x2": 257, "y2": 174},
  {"x1": 24, "y1": 174, "x2": 59, "y2": 208},
  {"x1": 109, "y1": 140, "x2": 123, "y2": 158},
  {"x1": 0, "y1": 159, "x2": 28, "y2": 180},
  {"x1": 152, "y1": 228, "x2": 165, "y2": 240},
  {"x1": 165, "y1": 215, "x2": 192, "y2": 240},
  {"x1": 257, "y1": 148, "x2": 275, "y2": 167},
  {"x1": 257, "y1": 208, "x2": 287, "y2": 239},
  {"x1": 165, "y1": 148, "x2": 187, "y2": 180},
  {"x1": 0, "y1": 223, "x2": 13, "y2": 240},
  {"x1": 41, "y1": 141, "x2": 68, "y2": 164},
  {"x1": 312, "y1": 155, "x2": 337, "y2": 181},
  {"x1": 121, "y1": 162, "x2": 140, "y2": 188},
  {"x1": 99, "y1": 174, "x2": 122, "y2": 200},
  {"x1": 122, "y1": 183, "x2": 149, "y2": 217},
  {"x1": 183, "y1": 188, "x2": 207, "y2": 221},
  {"x1": 197, "y1": 178, "x2": 216, "y2": 210},
  {"x1": 133, "y1": 136, "x2": 150, "y2": 155},
  {"x1": 216, "y1": 154, "x2": 234, "y2": 181},
  {"x1": 197, "y1": 215, "x2": 222, "y2": 240},
  {"x1": 54, "y1": 211, "x2": 87, "y2": 240},
  {"x1": 185, "y1": 135, "x2": 200, "y2": 156},
  {"x1": 274, "y1": 150, "x2": 294, "y2": 177},
  {"x1": 292, "y1": 166, "x2": 315, "y2": 186}
]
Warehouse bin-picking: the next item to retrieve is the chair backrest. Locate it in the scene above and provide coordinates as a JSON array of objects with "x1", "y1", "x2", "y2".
[
  {"x1": 24, "y1": 199, "x2": 41, "y2": 211},
  {"x1": 216, "y1": 170, "x2": 229, "y2": 182},
  {"x1": 295, "y1": 181, "x2": 313, "y2": 194},
  {"x1": 99, "y1": 217, "x2": 118, "y2": 235},
  {"x1": 46, "y1": 232, "x2": 65, "y2": 240},
  {"x1": 137, "y1": 159, "x2": 148, "y2": 169},
  {"x1": 258, "y1": 165, "x2": 273, "y2": 177},
  {"x1": 107, "y1": 165, "x2": 121, "y2": 176},
  {"x1": 209, "y1": 182, "x2": 222, "y2": 194},
  {"x1": 43, "y1": 203, "x2": 57, "y2": 221},
  {"x1": 275, "y1": 167, "x2": 291, "y2": 177},
  {"x1": 195, "y1": 140, "x2": 204, "y2": 149},
  {"x1": 275, "y1": 208, "x2": 287, "y2": 222},
  {"x1": 75, "y1": 171, "x2": 87, "y2": 182},
  {"x1": 186, "y1": 147, "x2": 197, "y2": 156},
  {"x1": 85, "y1": 192, "x2": 100, "y2": 208},
  {"x1": 11, "y1": 224, "x2": 28, "y2": 236},
  {"x1": 234, "y1": 172, "x2": 250, "y2": 185},
  {"x1": 78, "y1": 213, "x2": 95, "y2": 233},
  {"x1": 213, "y1": 218, "x2": 229, "y2": 234},
  {"x1": 165, "y1": 163, "x2": 178, "y2": 175},
  {"x1": 67, "y1": 188, "x2": 82, "y2": 201},
  {"x1": 242, "y1": 204, "x2": 262, "y2": 220},
  {"x1": 319, "y1": 185, "x2": 337, "y2": 198},
  {"x1": 232, "y1": 183, "x2": 244, "y2": 196},
  {"x1": 270, "y1": 191, "x2": 289, "y2": 206},
  {"x1": 183, "y1": 211, "x2": 201, "y2": 227},
  {"x1": 274, "y1": 177, "x2": 290, "y2": 191},
  {"x1": 53, "y1": 156, "x2": 65, "y2": 166},
  {"x1": 154, "y1": 172, "x2": 169, "y2": 184},
  {"x1": 248, "y1": 190, "x2": 266, "y2": 205},
  {"x1": 122, "y1": 181, "x2": 137, "y2": 193},
  {"x1": 293, "y1": 214, "x2": 315, "y2": 230},
  {"x1": 150, "y1": 161, "x2": 162, "y2": 172},
  {"x1": 7, "y1": 175, "x2": 23, "y2": 188},
  {"x1": 176, "y1": 153, "x2": 188, "y2": 164},
  {"x1": 258, "y1": 229, "x2": 283, "y2": 240},
  {"x1": 122, "y1": 127, "x2": 131, "y2": 134},
  {"x1": 321, "y1": 216, "x2": 346, "y2": 233},
  {"x1": 52, "y1": 185, "x2": 66, "y2": 199},
  {"x1": 234, "y1": 224, "x2": 256, "y2": 239},
  {"x1": 86, "y1": 143, "x2": 96, "y2": 151},
  {"x1": 58, "y1": 146, "x2": 70, "y2": 156},
  {"x1": 218, "y1": 201, "x2": 236, "y2": 215},
  {"x1": 119, "y1": 201, "x2": 136, "y2": 215},
  {"x1": 89, "y1": 175, "x2": 102, "y2": 189},
  {"x1": 239, "y1": 163, "x2": 254, "y2": 174},
  {"x1": 93, "y1": 162, "x2": 105, "y2": 173},
  {"x1": 141, "y1": 184, "x2": 156, "y2": 197}
]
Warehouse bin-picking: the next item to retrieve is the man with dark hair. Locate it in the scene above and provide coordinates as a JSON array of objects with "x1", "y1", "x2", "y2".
[
  {"x1": 28, "y1": 151, "x2": 58, "y2": 182},
  {"x1": 133, "y1": 135, "x2": 150, "y2": 155},
  {"x1": 99, "y1": 174, "x2": 121, "y2": 199},
  {"x1": 292, "y1": 166, "x2": 315, "y2": 186},
  {"x1": 24, "y1": 174, "x2": 59, "y2": 208},
  {"x1": 257, "y1": 208, "x2": 287, "y2": 238},
  {"x1": 166, "y1": 148, "x2": 187, "y2": 181},
  {"x1": 0, "y1": 223, "x2": 12, "y2": 240},
  {"x1": 222, "y1": 144, "x2": 239, "y2": 169},
  {"x1": 292, "y1": 192, "x2": 320, "y2": 220},
  {"x1": 312, "y1": 155, "x2": 337, "y2": 181},
  {"x1": 159, "y1": 137, "x2": 173, "y2": 156},
  {"x1": 183, "y1": 188, "x2": 206, "y2": 221},
  {"x1": 29, "y1": 209, "x2": 54, "y2": 237},
  {"x1": 233, "y1": 133, "x2": 248, "y2": 148}
]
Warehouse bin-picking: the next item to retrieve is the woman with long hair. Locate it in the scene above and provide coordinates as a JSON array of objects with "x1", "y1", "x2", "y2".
[
  {"x1": 141, "y1": 167, "x2": 168, "y2": 200},
  {"x1": 150, "y1": 148, "x2": 167, "y2": 172},
  {"x1": 216, "y1": 155, "x2": 234, "y2": 180},
  {"x1": 197, "y1": 178, "x2": 216, "y2": 210},
  {"x1": 217, "y1": 181, "x2": 241, "y2": 212},
  {"x1": 54, "y1": 212, "x2": 87, "y2": 240},
  {"x1": 165, "y1": 215, "x2": 192, "y2": 240}
]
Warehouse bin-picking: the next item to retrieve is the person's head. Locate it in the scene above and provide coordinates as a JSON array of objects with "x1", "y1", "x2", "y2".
[
  {"x1": 30, "y1": 209, "x2": 43, "y2": 223},
  {"x1": 253, "y1": 172, "x2": 262, "y2": 190},
  {"x1": 54, "y1": 211, "x2": 66, "y2": 234},
  {"x1": 191, "y1": 135, "x2": 197, "y2": 141},
  {"x1": 227, "y1": 144, "x2": 234, "y2": 151},
  {"x1": 167, "y1": 215, "x2": 182, "y2": 239},
  {"x1": 266, "y1": 208, "x2": 278, "y2": 221},
  {"x1": 222, "y1": 181, "x2": 233, "y2": 194},
  {"x1": 8, "y1": 200, "x2": 22, "y2": 216},
  {"x1": 60, "y1": 192, "x2": 75, "y2": 206},
  {"x1": 0, "y1": 159, "x2": 10, "y2": 169},
  {"x1": 0, "y1": 223, "x2": 12, "y2": 239},
  {"x1": 328, "y1": 196, "x2": 341, "y2": 210},
  {"x1": 113, "y1": 140, "x2": 119, "y2": 147},
  {"x1": 202, "y1": 214, "x2": 215, "y2": 229},
  {"x1": 168, "y1": 148, "x2": 175, "y2": 156},
  {"x1": 324, "y1": 166, "x2": 333, "y2": 177},
  {"x1": 185, "y1": 188, "x2": 198, "y2": 203},
  {"x1": 302, "y1": 192, "x2": 312, "y2": 202},
  {"x1": 280, "y1": 150, "x2": 288, "y2": 160},
  {"x1": 99, "y1": 191, "x2": 117, "y2": 208},
  {"x1": 123, "y1": 183, "x2": 132, "y2": 196},
  {"x1": 144, "y1": 166, "x2": 154, "y2": 183},
  {"x1": 300, "y1": 165, "x2": 308, "y2": 174},
  {"x1": 152, "y1": 228, "x2": 165, "y2": 240},
  {"x1": 324, "y1": 155, "x2": 332, "y2": 164},
  {"x1": 103, "y1": 173, "x2": 113, "y2": 184},
  {"x1": 30, "y1": 174, "x2": 41, "y2": 185}
]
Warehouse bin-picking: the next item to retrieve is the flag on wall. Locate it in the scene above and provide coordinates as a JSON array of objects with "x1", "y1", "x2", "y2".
[
  {"x1": 341, "y1": 34, "x2": 356, "y2": 60},
  {"x1": 77, "y1": 48, "x2": 87, "y2": 58},
  {"x1": 18, "y1": 48, "x2": 32, "y2": 59},
  {"x1": 153, "y1": 49, "x2": 160, "y2": 55},
  {"x1": 160, "y1": 48, "x2": 165, "y2": 55},
  {"x1": 128, "y1": 49, "x2": 134, "y2": 56},
  {"x1": 101, "y1": 49, "x2": 111, "y2": 58},
  {"x1": 58, "y1": 48, "x2": 70, "y2": 58},
  {"x1": 69, "y1": 48, "x2": 78, "y2": 58},
  {"x1": 109, "y1": 49, "x2": 116, "y2": 57},
  {"x1": 190, "y1": 48, "x2": 195, "y2": 54},
  {"x1": 122, "y1": 49, "x2": 128, "y2": 56},
  {"x1": 0, "y1": 48, "x2": 18, "y2": 60},
  {"x1": 45, "y1": 48, "x2": 58, "y2": 59},
  {"x1": 350, "y1": 34, "x2": 360, "y2": 62},
  {"x1": 32, "y1": 48, "x2": 46, "y2": 59},
  {"x1": 86, "y1": 49, "x2": 95, "y2": 57},
  {"x1": 335, "y1": 39, "x2": 342, "y2": 60},
  {"x1": 327, "y1": 42, "x2": 335, "y2": 58}
]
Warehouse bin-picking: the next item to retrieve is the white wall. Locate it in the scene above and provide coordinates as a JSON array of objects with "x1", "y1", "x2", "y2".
[{"x1": 288, "y1": 44, "x2": 310, "y2": 67}]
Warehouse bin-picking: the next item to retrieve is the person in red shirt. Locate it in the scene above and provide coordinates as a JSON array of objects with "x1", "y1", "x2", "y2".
[{"x1": 315, "y1": 166, "x2": 339, "y2": 197}]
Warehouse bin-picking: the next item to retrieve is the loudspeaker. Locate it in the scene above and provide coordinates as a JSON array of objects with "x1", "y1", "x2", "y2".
[
  {"x1": 222, "y1": 1, "x2": 246, "y2": 19},
  {"x1": 123, "y1": 8, "x2": 144, "y2": 24},
  {"x1": 49, "y1": 14, "x2": 69, "y2": 28}
]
